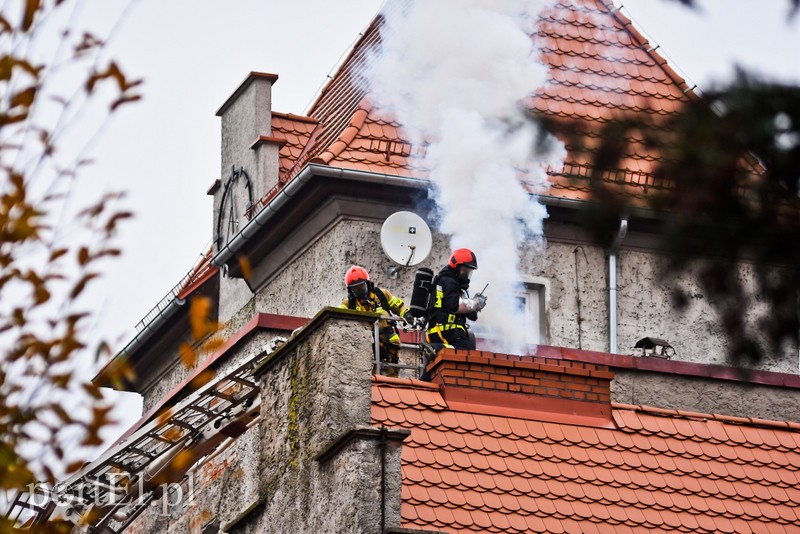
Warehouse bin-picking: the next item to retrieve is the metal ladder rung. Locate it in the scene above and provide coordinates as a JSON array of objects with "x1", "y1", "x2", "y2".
[
  {"x1": 185, "y1": 404, "x2": 217, "y2": 417},
  {"x1": 127, "y1": 446, "x2": 159, "y2": 459},
  {"x1": 2, "y1": 333, "x2": 286, "y2": 529},
  {"x1": 169, "y1": 419, "x2": 198, "y2": 431},
  {"x1": 208, "y1": 390, "x2": 235, "y2": 402},
  {"x1": 228, "y1": 375, "x2": 257, "y2": 388}
]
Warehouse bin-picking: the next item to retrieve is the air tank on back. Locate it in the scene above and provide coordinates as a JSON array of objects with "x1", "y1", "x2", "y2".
[{"x1": 408, "y1": 267, "x2": 433, "y2": 318}]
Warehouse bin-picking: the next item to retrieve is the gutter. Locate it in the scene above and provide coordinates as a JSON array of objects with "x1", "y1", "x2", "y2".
[
  {"x1": 211, "y1": 164, "x2": 430, "y2": 269},
  {"x1": 119, "y1": 297, "x2": 185, "y2": 359},
  {"x1": 94, "y1": 296, "x2": 187, "y2": 385},
  {"x1": 538, "y1": 194, "x2": 663, "y2": 221}
]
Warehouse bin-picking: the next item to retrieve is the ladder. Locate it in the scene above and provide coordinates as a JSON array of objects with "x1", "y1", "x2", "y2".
[{"x1": 3, "y1": 337, "x2": 286, "y2": 533}]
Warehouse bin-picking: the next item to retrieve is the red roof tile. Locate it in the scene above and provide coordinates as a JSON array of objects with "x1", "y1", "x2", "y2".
[
  {"x1": 372, "y1": 373, "x2": 800, "y2": 532},
  {"x1": 261, "y1": 0, "x2": 741, "y2": 208}
]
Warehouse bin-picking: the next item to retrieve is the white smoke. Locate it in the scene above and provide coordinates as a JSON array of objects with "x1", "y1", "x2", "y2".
[{"x1": 373, "y1": 0, "x2": 565, "y2": 354}]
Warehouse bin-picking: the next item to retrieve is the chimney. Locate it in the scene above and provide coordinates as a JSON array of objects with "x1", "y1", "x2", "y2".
[
  {"x1": 427, "y1": 349, "x2": 614, "y2": 426},
  {"x1": 212, "y1": 72, "x2": 284, "y2": 254}
]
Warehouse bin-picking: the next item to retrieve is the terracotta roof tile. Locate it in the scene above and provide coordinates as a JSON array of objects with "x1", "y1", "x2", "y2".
[
  {"x1": 372, "y1": 373, "x2": 800, "y2": 532},
  {"x1": 264, "y1": 0, "x2": 713, "y2": 206}
]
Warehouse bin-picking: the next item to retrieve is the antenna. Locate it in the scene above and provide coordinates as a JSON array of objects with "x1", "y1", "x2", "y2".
[{"x1": 380, "y1": 211, "x2": 432, "y2": 278}]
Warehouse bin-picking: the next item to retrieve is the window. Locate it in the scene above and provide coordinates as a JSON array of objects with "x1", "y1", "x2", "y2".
[{"x1": 518, "y1": 278, "x2": 548, "y2": 346}]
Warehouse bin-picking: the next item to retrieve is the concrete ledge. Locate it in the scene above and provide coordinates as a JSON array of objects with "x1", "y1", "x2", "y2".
[
  {"x1": 222, "y1": 495, "x2": 266, "y2": 532},
  {"x1": 534, "y1": 344, "x2": 800, "y2": 389},
  {"x1": 315, "y1": 425, "x2": 411, "y2": 464},
  {"x1": 253, "y1": 306, "x2": 380, "y2": 377}
]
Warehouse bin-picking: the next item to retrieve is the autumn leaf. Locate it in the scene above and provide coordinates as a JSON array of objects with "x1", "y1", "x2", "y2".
[
  {"x1": 156, "y1": 408, "x2": 174, "y2": 426},
  {"x1": 49, "y1": 247, "x2": 68, "y2": 262},
  {"x1": 69, "y1": 272, "x2": 100, "y2": 299},
  {"x1": 104, "y1": 211, "x2": 133, "y2": 233},
  {"x1": 82, "y1": 383, "x2": 103, "y2": 401},
  {"x1": 163, "y1": 427, "x2": 183, "y2": 442},
  {"x1": 65, "y1": 461, "x2": 87, "y2": 474},
  {"x1": 170, "y1": 450, "x2": 195, "y2": 472},
  {"x1": 77, "y1": 246, "x2": 90, "y2": 265},
  {"x1": 21, "y1": 0, "x2": 41, "y2": 31},
  {"x1": 190, "y1": 369, "x2": 216, "y2": 391},
  {"x1": 179, "y1": 342, "x2": 197, "y2": 368},
  {"x1": 74, "y1": 31, "x2": 103, "y2": 54},
  {"x1": 10, "y1": 86, "x2": 37, "y2": 110},
  {"x1": 189, "y1": 295, "x2": 219, "y2": 340},
  {"x1": 203, "y1": 336, "x2": 225, "y2": 353},
  {"x1": 238, "y1": 254, "x2": 252, "y2": 280},
  {"x1": 111, "y1": 93, "x2": 142, "y2": 111}
]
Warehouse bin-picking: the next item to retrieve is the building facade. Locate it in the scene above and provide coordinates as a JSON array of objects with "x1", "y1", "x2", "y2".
[{"x1": 15, "y1": 1, "x2": 798, "y2": 532}]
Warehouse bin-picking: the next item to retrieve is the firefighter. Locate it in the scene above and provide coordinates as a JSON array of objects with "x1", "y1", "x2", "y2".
[
  {"x1": 339, "y1": 265, "x2": 413, "y2": 377},
  {"x1": 425, "y1": 248, "x2": 487, "y2": 352}
]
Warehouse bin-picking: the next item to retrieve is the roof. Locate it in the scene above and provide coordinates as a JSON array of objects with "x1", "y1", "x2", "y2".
[
  {"x1": 264, "y1": 0, "x2": 713, "y2": 204},
  {"x1": 94, "y1": 248, "x2": 221, "y2": 390},
  {"x1": 371, "y1": 352, "x2": 800, "y2": 533}
]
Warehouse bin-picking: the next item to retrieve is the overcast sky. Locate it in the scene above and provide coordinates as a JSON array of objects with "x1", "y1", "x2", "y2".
[{"x1": 58, "y1": 0, "x2": 798, "y2": 435}]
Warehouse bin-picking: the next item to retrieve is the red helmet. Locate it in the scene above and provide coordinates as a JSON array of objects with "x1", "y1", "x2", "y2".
[
  {"x1": 345, "y1": 265, "x2": 370, "y2": 286},
  {"x1": 448, "y1": 248, "x2": 477, "y2": 269}
]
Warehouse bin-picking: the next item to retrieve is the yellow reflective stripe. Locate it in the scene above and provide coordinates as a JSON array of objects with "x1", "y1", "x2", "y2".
[{"x1": 427, "y1": 323, "x2": 466, "y2": 333}]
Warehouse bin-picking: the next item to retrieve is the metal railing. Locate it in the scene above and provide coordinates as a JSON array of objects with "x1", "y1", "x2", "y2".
[
  {"x1": 372, "y1": 316, "x2": 428, "y2": 378},
  {"x1": 134, "y1": 249, "x2": 214, "y2": 332}
]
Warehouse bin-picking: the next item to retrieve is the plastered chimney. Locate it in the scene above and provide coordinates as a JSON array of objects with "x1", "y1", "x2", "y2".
[{"x1": 212, "y1": 72, "x2": 284, "y2": 254}]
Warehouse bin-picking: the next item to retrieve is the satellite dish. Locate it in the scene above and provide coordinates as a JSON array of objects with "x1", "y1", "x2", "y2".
[{"x1": 380, "y1": 211, "x2": 432, "y2": 267}]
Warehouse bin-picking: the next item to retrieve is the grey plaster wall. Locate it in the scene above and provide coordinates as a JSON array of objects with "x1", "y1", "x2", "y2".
[
  {"x1": 136, "y1": 336, "x2": 186, "y2": 414},
  {"x1": 616, "y1": 250, "x2": 797, "y2": 373},
  {"x1": 255, "y1": 219, "x2": 436, "y2": 318},
  {"x1": 125, "y1": 328, "x2": 299, "y2": 534},
  {"x1": 217, "y1": 76, "x2": 275, "y2": 208},
  {"x1": 126, "y1": 419, "x2": 264, "y2": 534},
  {"x1": 247, "y1": 216, "x2": 797, "y2": 374},
  {"x1": 251, "y1": 314, "x2": 404, "y2": 533},
  {"x1": 218, "y1": 274, "x2": 254, "y2": 325},
  {"x1": 612, "y1": 370, "x2": 800, "y2": 422},
  {"x1": 615, "y1": 250, "x2": 723, "y2": 364},
  {"x1": 520, "y1": 241, "x2": 608, "y2": 351},
  {"x1": 214, "y1": 74, "x2": 281, "y2": 260}
]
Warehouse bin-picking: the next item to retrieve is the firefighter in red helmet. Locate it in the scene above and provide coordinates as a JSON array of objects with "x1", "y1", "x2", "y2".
[
  {"x1": 424, "y1": 248, "x2": 487, "y2": 363},
  {"x1": 339, "y1": 265, "x2": 413, "y2": 377}
]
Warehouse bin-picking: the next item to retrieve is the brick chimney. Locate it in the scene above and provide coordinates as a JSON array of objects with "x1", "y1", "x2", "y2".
[{"x1": 427, "y1": 349, "x2": 615, "y2": 426}]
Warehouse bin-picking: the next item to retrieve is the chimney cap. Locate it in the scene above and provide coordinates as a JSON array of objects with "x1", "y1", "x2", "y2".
[{"x1": 216, "y1": 71, "x2": 279, "y2": 117}]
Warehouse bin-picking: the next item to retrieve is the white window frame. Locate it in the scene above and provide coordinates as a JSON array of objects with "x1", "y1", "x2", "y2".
[{"x1": 518, "y1": 276, "x2": 549, "y2": 346}]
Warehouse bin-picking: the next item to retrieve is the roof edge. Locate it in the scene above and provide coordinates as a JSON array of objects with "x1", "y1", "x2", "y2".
[{"x1": 612, "y1": 402, "x2": 800, "y2": 432}]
